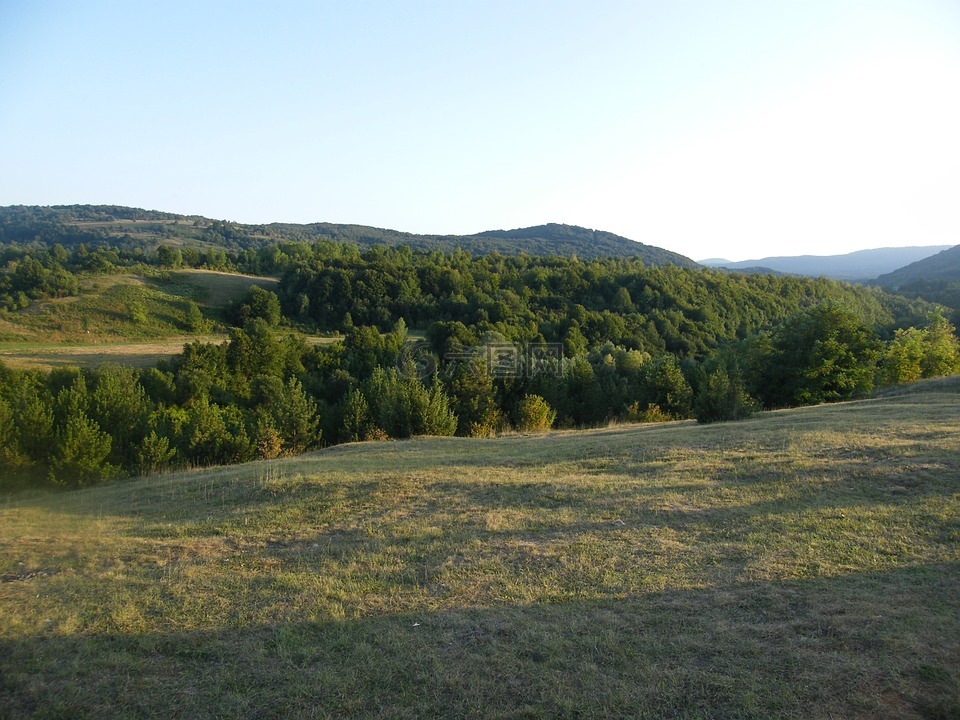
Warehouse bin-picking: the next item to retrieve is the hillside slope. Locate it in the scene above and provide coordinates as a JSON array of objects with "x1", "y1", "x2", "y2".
[
  {"x1": 2, "y1": 378, "x2": 958, "y2": 719},
  {"x1": 875, "y1": 244, "x2": 960, "y2": 287},
  {"x1": 0, "y1": 205, "x2": 697, "y2": 265}
]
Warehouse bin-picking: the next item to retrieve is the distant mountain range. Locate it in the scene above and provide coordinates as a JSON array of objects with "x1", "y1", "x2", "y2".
[
  {"x1": 874, "y1": 245, "x2": 960, "y2": 288},
  {"x1": 701, "y1": 246, "x2": 955, "y2": 281},
  {"x1": 2, "y1": 205, "x2": 955, "y2": 285},
  {"x1": 0, "y1": 205, "x2": 697, "y2": 267}
]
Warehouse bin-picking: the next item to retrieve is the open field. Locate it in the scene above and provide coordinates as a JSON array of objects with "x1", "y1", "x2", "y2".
[
  {"x1": 0, "y1": 333, "x2": 340, "y2": 371},
  {"x1": 0, "y1": 337, "x2": 227, "y2": 370},
  {"x1": 1, "y1": 379, "x2": 958, "y2": 718},
  {"x1": 0, "y1": 269, "x2": 292, "y2": 369},
  {"x1": 166, "y1": 269, "x2": 279, "y2": 311},
  {"x1": 0, "y1": 273, "x2": 207, "y2": 345},
  {"x1": 0, "y1": 270, "x2": 278, "y2": 345}
]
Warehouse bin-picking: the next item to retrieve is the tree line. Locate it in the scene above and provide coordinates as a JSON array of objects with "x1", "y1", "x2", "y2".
[{"x1": 1, "y1": 291, "x2": 958, "y2": 490}]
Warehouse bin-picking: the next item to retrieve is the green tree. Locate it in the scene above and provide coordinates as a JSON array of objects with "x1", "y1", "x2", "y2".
[
  {"x1": 49, "y1": 411, "x2": 115, "y2": 486},
  {"x1": 693, "y1": 361, "x2": 757, "y2": 424},
  {"x1": 365, "y1": 367, "x2": 457, "y2": 438},
  {"x1": 239, "y1": 286, "x2": 282, "y2": 327},
  {"x1": 89, "y1": 366, "x2": 150, "y2": 467},
  {"x1": 183, "y1": 300, "x2": 206, "y2": 332},
  {"x1": 881, "y1": 327, "x2": 925, "y2": 384},
  {"x1": 11, "y1": 383, "x2": 54, "y2": 463},
  {"x1": 339, "y1": 388, "x2": 371, "y2": 443},
  {"x1": 515, "y1": 394, "x2": 556, "y2": 432},
  {"x1": 157, "y1": 245, "x2": 184, "y2": 268},
  {"x1": 444, "y1": 359, "x2": 504, "y2": 437},
  {"x1": 135, "y1": 431, "x2": 177, "y2": 475},
  {"x1": 919, "y1": 311, "x2": 960, "y2": 378},
  {"x1": 0, "y1": 397, "x2": 15, "y2": 460},
  {"x1": 753, "y1": 304, "x2": 882, "y2": 408},
  {"x1": 639, "y1": 356, "x2": 694, "y2": 418},
  {"x1": 275, "y1": 377, "x2": 321, "y2": 454}
]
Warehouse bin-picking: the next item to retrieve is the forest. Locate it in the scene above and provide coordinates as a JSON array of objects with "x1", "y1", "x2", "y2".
[{"x1": 1, "y1": 234, "x2": 959, "y2": 491}]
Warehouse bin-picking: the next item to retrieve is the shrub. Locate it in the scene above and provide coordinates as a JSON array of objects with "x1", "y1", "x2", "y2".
[{"x1": 516, "y1": 394, "x2": 556, "y2": 432}]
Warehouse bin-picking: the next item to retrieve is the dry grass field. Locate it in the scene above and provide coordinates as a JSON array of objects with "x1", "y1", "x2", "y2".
[
  {"x1": 0, "y1": 379, "x2": 958, "y2": 718},
  {"x1": 0, "y1": 337, "x2": 227, "y2": 370}
]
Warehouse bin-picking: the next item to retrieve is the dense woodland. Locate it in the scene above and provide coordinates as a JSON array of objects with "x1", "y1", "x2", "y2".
[{"x1": 1, "y1": 207, "x2": 960, "y2": 490}]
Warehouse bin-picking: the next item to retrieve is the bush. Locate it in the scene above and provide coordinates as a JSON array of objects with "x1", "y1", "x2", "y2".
[
  {"x1": 49, "y1": 412, "x2": 116, "y2": 486},
  {"x1": 516, "y1": 394, "x2": 556, "y2": 432},
  {"x1": 693, "y1": 366, "x2": 757, "y2": 424},
  {"x1": 136, "y1": 431, "x2": 177, "y2": 474}
]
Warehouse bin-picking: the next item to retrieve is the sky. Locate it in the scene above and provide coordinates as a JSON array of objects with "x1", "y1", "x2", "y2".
[{"x1": 1, "y1": 1, "x2": 958, "y2": 262}]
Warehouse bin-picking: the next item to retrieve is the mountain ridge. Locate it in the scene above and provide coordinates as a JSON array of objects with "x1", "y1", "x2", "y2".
[
  {"x1": 874, "y1": 244, "x2": 960, "y2": 287},
  {"x1": 701, "y1": 245, "x2": 955, "y2": 281},
  {"x1": 0, "y1": 205, "x2": 697, "y2": 267}
]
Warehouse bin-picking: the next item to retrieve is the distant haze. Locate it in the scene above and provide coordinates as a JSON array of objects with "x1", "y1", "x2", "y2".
[{"x1": 700, "y1": 245, "x2": 956, "y2": 280}]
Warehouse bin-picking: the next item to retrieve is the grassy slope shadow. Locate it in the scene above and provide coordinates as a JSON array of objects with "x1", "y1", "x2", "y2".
[{"x1": 1, "y1": 565, "x2": 958, "y2": 720}]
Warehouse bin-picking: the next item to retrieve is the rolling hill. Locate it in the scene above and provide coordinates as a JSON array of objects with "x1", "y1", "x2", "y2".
[
  {"x1": 701, "y1": 245, "x2": 954, "y2": 281},
  {"x1": 0, "y1": 205, "x2": 697, "y2": 266},
  {"x1": 874, "y1": 244, "x2": 960, "y2": 288},
  {"x1": 1, "y1": 378, "x2": 958, "y2": 718}
]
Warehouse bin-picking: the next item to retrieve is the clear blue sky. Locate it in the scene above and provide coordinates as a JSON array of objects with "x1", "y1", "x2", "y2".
[{"x1": 1, "y1": 1, "x2": 958, "y2": 261}]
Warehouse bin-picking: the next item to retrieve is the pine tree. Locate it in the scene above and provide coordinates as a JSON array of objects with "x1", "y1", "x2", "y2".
[{"x1": 49, "y1": 412, "x2": 115, "y2": 486}]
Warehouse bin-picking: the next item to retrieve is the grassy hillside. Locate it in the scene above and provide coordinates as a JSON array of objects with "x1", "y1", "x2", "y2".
[
  {"x1": 1, "y1": 378, "x2": 958, "y2": 718},
  {"x1": 0, "y1": 269, "x2": 279, "y2": 369},
  {"x1": 167, "y1": 269, "x2": 278, "y2": 311}
]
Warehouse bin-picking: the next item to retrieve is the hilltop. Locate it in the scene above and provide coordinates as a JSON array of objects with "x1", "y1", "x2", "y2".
[
  {"x1": 0, "y1": 205, "x2": 697, "y2": 265},
  {"x1": 1, "y1": 377, "x2": 958, "y2": 718},
  {"x1": 873, "y1": 245, "x2": 960, "y2": 320},
  {"x1": 875, "y1": 244, "x2": 960, "y2": 287}
]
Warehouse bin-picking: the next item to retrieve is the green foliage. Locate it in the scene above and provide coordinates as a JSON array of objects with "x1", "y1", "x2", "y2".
[
  {"x1": 693, "y1": 362, "x2": 758, "y2": 424},
  {"x1": 157, "y1": 245, "x2": 184, "y2": 268},
  {"x1": 49, "y1": 411, "x2": 115, "y2": 486},
  {"x1": 882, "y1": 327, "x2": 926, "y2": 384},
  {"x1": 639, "y1": 356, "x2": 694, "y2": 418},
  {"x1": 919, "y1": 311, "x2": 960, "y2": 377},
  {"x1": 881, "y1": 311, "x2": 960, "y2": 384},
  {"x1": 0, "y1": 205, "x2": 957, "y2": 490},
  {"x1": 128, "y1": 301, "x2": 148, "y2": 325},
  {"x1": 444, "y1": 360, "x2": 504, "y2": 437},
  {"x1": 237, "y1": 285, "x2": 282, "y2": 327},
  {"x1": 0, "y1": 396, "x2": 15, "y2": 459},
  {"x1": 89, "y1": 366, "x2": 149, "y2": 465},
  {"x1": 273, "y1": 377, "x2": 321, "y2": 454},
  {"x1": 182, "y1": 396, "x2": 254, "y2": 466},
  {"x1": 339, "y1": 388, "x2": 371, "y2": 443},
  {"x1": 8, "y1": 381, "x2": 54, "y2": 463},
  {"x1": 515, "y1": 394, "x2": 556, "y2": 432},
  {"x1": 364, "y1": 367, "x2": 457, "y2": 438},
  {"x1": 750, "y1": 304, "x2": 883, "y2": 408},
  {"x1": 135, "y1": 431, "x2": 176, "y2": 475},
  {"x1": 623, "y1": 402, "x2": 674, "y2": 424},
  {"x1": 183, "y1": 299, "x2": 206, "y2": 332}
]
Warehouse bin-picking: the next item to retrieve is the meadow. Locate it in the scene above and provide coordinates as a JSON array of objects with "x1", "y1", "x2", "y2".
[
  {"x1": 0, "y1": 270, "x2": 278, "y2": 369},
  {"x1": 0, "y1": 378, "x2": 957, "y2": 718}
]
